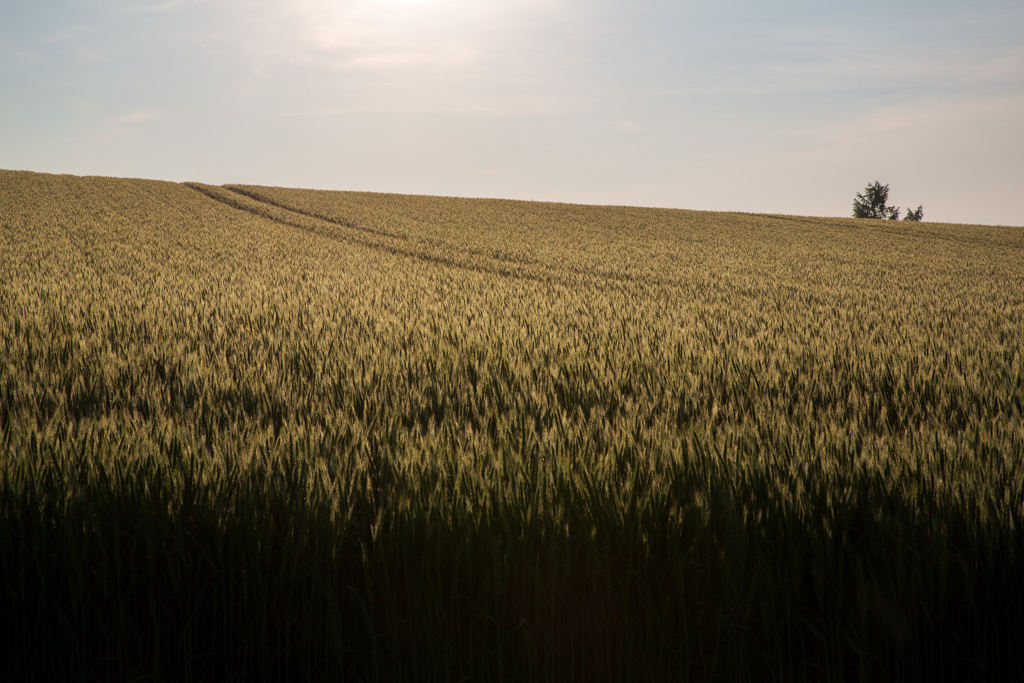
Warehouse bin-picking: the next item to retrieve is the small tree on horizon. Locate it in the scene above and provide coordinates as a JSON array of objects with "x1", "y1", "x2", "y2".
[
  {"x1": 904, "y1": 205, "x2": 924, "y2": 222},
  {"x1": 853, "y1": 181, "x2": 901, "y2": 220}
]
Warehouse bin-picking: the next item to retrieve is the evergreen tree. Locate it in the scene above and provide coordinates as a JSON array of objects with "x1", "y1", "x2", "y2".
[{"x1": 853, "y1": 181, "x2": 900, "y2": 220}]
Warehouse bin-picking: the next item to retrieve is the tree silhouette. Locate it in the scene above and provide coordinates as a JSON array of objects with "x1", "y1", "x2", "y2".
[
  {"x1": 904, "y1": 205, "x2": 924, "y2": 222},
  {"x1": 853, "y1": 181, "x2": 900, "y2": 220}
]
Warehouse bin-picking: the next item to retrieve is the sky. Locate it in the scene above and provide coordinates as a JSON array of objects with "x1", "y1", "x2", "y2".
[{"x1": 2, "y1": 0, "x2": 1023, "y2": 225}]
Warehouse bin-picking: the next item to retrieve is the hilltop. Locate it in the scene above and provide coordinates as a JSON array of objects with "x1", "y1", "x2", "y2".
[{"x1": 2, "y1": 169, "x2": 1023, "y2": 682}]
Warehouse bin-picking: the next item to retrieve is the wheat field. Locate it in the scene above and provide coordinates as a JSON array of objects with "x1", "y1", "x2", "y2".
[{"x1": 1, "y1": 169, "x2": 1022, "y2": 681}]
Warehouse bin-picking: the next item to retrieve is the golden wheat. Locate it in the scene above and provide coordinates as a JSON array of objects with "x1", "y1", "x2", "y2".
[{"x1": 1, "y1": 169, "x2": 1022, "y2": 681}]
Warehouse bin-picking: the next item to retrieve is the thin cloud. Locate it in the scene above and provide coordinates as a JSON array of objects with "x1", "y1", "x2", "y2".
[
  {"x1": 267, "y1": 91, "x2": 569, "y2": 117},
  {"x1": 40, "y1": 25, "x2": 95, "y2": 45},
  {"x1": 117, "y1": 0, "x2": 194, "y2": 13},
  {"x1": 229, "y1": 0, "x2": 566, "y2": 74},
  {"x1": 815, "y1": 92, "x2": 1024, "y2": 143},
  {"x1": 113, "y1": 109, "x2": 163, "y2": 124},
  {"x1": 740, "y1": 91, "x2": 1024, "y2": 177},
  {"x1": 334, "y1": 45, "x2": 480, "y2": 71},
  {"x1": 75, "y1": 46, "x2": 111, "y2": 64},
  {"x1": 689, "y1": 4, "x2": 1024, "y2": 97},
  {"x1": 745, "y1": 46, "x2": 1024, "y2": 92}
]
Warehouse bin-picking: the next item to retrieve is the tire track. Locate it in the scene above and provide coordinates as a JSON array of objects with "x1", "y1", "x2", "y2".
[
  {"x1": 225, "y1": 184, "x2": 546, "y2": 268},
  {"x1": 185, "y1": 182, "x2": 571, "y2": 287},
  {"x1": 224, "y1": 184, "x2": 402, "y2": 242},
  {"x1": 185, "y1": 182, "x2": 685, "y2": 292}
]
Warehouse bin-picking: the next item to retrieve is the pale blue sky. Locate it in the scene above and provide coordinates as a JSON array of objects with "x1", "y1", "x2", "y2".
[{"x1": 2, "y1": 0, "x2": 1022, "y2": 225}]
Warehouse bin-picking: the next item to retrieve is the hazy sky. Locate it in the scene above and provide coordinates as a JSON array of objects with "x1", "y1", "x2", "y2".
[{"x1": 2, "y1": 0, "x2": 1022, "y2": 225}]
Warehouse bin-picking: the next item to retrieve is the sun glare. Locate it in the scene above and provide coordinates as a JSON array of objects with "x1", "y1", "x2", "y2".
[
  {"x1": 261, "y1": 0, "x2": 556, "y2": 75},
  {"x1": 368, "y1": 0, "x2": 440, "y2": 7},
  {"x1": 275, "y1": 0, "x2": 479, "y2": 70}
]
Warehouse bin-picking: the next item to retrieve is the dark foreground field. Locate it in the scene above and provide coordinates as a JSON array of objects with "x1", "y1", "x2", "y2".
[{"x1": 1, "y1": 169, "x2": 1023, "y2": 681}]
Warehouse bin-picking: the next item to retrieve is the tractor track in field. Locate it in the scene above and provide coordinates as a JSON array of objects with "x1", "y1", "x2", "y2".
[
  {"x1": 185, "y1": 182, "x2": 685, "y2": 292},
  {"x1": 185, "y1": 181, "x2": 565, "y2": 287},
  {"x1": 223, "y1": 184, "x2": 404, "y2": 242}
]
